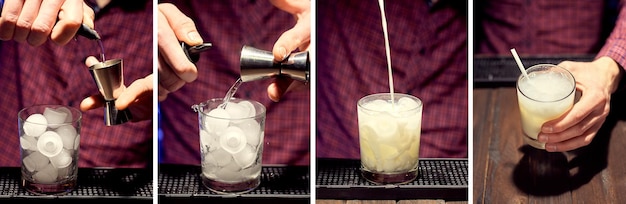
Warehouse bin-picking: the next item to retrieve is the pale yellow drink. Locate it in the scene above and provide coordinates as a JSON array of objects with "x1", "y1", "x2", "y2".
[
  {"x1": 358, "y1": 93, "x2": 422, "y2": 184},
  {"x1": 516, "y1": 64, "x2": 575, "y2": 149}
]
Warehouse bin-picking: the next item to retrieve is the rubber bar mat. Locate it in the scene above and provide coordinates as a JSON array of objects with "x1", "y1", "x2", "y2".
[
  {"x1": 158, "y1": 164, "x2": 309, "y2": 201},
  {"x1": 316, "y1": 158, "x2": 468, "y2": 200},
  {"x1": 0, "y1": 167, "x2": 152, "y2": 201},
  {"x1": 474, "y1": 55, "x2": 594, "y2": 84}
]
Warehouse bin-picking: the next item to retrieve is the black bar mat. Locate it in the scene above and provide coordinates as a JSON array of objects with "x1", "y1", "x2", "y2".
[
  {"x1": 0, "y1": 167, "x2": 152, "y2": 203},
  {"x1": 158, "y1": 164, "x2": 310, "y2": 203},
  {"x1": 474, "y1": 55, "x2": 595, "y2": 85},
  {"x1": 316, "y1": 158, "x2": 468, "y2": 200}
]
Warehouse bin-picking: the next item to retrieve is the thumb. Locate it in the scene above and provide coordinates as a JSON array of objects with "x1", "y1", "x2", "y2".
[
  {"x1": 115, "y1": 75, "x2": 153, "y2": 110},
  {"x1": 84, "y1": 56, "x2": 100, "y2": 67},
  {"x1": 272, "y1": 17, "x2": 310, "y2": 61}
]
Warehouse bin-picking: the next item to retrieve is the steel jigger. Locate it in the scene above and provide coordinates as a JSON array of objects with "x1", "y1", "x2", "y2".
[
  {"x1": 88, "y1": 59, "x2": 132, "y2": 126},
  {"x1": 239, "y1": 45, "x2": 309, "y2": 82}
]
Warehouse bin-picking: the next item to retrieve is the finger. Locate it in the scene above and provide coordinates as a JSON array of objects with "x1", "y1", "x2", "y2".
[
  {"x1": 158, "y1": 3, "x2": 203, "y2": 45},
  {"x1": 158, "y1": 53, "x2": 187, "y2": 93},
  {"x1": 541, "y1": 89, "x2": 601, "y2": 133},
  {"x1": 544, "y1": 122, "x2": 602, "y2": 152},
  {"x1": 157, "y1": 9, "x2": 198, "y2": 82},
  {"x1": 80, "y1": 94, "x2": 104, "y2": 111},
  {"x1": 539, "y1": 108, "x2": 606, "y2": 143},
  {"x1": 27, "y1": 0, "x2": 65, "y2": 46},
  {"x1": 270, "y1": 0, "x2": 310, "y2": 14},
  {"x1": 81, "y1": 3, "x2": 95, "y2": 30},
  {"x1": 157, "y1": 84, "x2": 170, "y2": 101},
  {"x1": 0, "y1": 0, "x2": 25, "y2": 40},
  {"x1": 116, "y1": 75, "x2": 153, "y2": 110},
  {"x1": 84, "y1": 56, "x2": 99, "y2": 67},
  {"x1": 48, "y1": 0, "x2": 82, "y2": 45},
  {"x1": 272, "y1": 17, "x2": 310, "y2": 61},
  {"x1": 267, "y1": 76, "x2": 294, "y2": 102},
  {"x1": 13, "y1": 0, "x2": 42, "y2": 43}
]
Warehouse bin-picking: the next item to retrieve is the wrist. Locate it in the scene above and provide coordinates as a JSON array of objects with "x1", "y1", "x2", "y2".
[{"x1": 595, "y1": 56, "x2": 623, "y2": 93}]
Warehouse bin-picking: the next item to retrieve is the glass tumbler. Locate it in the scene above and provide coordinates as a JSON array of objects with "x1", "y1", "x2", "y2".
[
  {"x1": 19, "y1": 105, "x2": 81, "y2": 195},
  {"x1": 517, "y1": 64, "x2": 575, "y2": 149},
  {"x1": 193, "y1": 98, "x2": 266, "y2": 194},
  {"x1": 358, "y1": 93, "x2": 423, "y2": 184}
]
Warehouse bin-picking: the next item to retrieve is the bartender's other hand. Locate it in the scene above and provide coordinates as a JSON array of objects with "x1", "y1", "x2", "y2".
[
  {"x1": 538, "y1": 57, "x2": 623, "y2": 152},
  {"x1": 80, "y1": 56, "x2": 153, "y2": 122},
  {"x1": 0, "y1": 0, "x2": 95, "y2": 46},
  {"x1": 157, "y1": 3, "x2": 202, "y2": 101},
  {"x1": 268, "y1": 0, "x2": 310, "y2": 102}
]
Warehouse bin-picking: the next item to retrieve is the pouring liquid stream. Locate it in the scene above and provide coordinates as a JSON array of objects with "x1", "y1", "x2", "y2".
[
  {"x1": 219, "y1": 78, "x2": 244, "y2": 109},
  {"x1": 97, "y1": 39, "x2": 106, "y2": 62},
  {"x1": 378, "y1": 0, "x2": 396, "y2": 109}
]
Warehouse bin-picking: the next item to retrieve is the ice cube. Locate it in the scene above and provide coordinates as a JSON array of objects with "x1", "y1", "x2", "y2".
[
  {"x1": 364, "y1": 99, "x2": 391, "y2": 112},
  {"x1": 54, "y1": 107, "x2": 73, "y2": 123},
  {"x1": 224, "y1": 102, "x2": 250, "y2": 119},
  {"x1": 366, "y1": 117, "x2": 398, "y2": 139},
  {"x1": 396, "y1": 97, "x2": 421, "y2": 112},
  {"x1": 215, "y1": 162, "x2": 243, "y2": 182},
  {"x1": 50, "y1": 149, "x2": 72, "y2": 168},
  {"x1": 23, "y1": 151, "x2": 49, "y2": 172},
  {"x1": 202, "y1": 153, "x2": 218, "y2": 168},
  {"x1": 57, "y1": 166, "x2": 70, "y2": 180},
  {"x1": 33, "y1": 164, "x2": 58, "y2": 184},
  {"x1": 237, "y1": 100, "x2": 256, "y2": 117},
  {"x1": 242, "y1": 163, "x2": 262, "y2": 179},
  {"x1": 219, "y1": 126, "x2": 247, "y2": 154},
  {"x1": 23, "y1": 114, "x2": 47, "y2": 137},
  {"x1": 43, "y1": 107, "x2": 69, "y2": 128},
  {"x1": 55, "y1": 125, "x2": 77, "y2": 150},
  {"x1": 20, "y1": 136, "x2": 38, "y2": 151},
  {"x1": 233, "y1": 145, "x2": 257, "y2": 169},
  {"x1": 37, "y1": 131, "x2": 63, "y2": 157},
  {"x1": 236, "y1": 119, "x2": 261, "y2": 146},
  {"x1": 210, "y1": 148, "x2": 233, "y2": 167},
  {"x1": 204, "y1": 108, "x2": 231, "y2": 134}
]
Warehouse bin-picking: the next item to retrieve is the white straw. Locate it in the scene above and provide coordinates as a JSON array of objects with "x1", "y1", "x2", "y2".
[{"x1": 510, "y1": 48, "x2": 529, "y2": 79}]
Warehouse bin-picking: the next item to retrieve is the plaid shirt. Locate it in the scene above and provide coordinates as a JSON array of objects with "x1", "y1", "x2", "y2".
[
  {"x1": 0, "y1": 0, "x2": 153, "y2": 168},
  {"x1": 159, "y1": 0, "x2": 311, "y2": 165},
  {"x1": 316, "y1": 0, "x2": 468, "y2": 159},
  {"x1": 476, "y1": 0, "x2": 621, "y2": 55},
  {"x1": 598, "y1": 1, "x2": 626, "y2": 68}
]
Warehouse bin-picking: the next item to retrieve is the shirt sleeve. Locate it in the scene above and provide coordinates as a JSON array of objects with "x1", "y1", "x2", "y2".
[{"x1": 597, "y1": 1, "x2": 626, "y2": 68}]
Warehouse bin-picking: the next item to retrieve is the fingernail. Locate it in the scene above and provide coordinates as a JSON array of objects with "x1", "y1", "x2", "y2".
[
  {"x1": 279, "y1": 47, "x2": 288, "y2": 61},
  {"x1": 538, "y1": 135, "x2": 548, "y2": 142},
  {"x1": 545, "y1": 144, "x2": 557, "y2": 152},
  {"x1": 187, "y1": 32, "x2": 202, "y2": 44},
  {"x1": 542, "y1": 126, "x2": 553, "y2": 133}
]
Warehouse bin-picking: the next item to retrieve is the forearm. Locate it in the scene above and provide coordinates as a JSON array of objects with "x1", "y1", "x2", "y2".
[{"x1": 597, "y1": 1, "x2": 626, "y2": 69}]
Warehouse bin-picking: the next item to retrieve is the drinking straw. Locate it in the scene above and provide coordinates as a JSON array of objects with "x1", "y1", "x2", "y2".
[{"x1": 510, "y1": 48, "x2": 529, "y2": 79}]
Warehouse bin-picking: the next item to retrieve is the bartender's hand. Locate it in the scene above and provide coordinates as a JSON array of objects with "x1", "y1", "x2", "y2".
[
  {"x1": 538, "y1": 57, "x2": 623, "y2": 152},
  {"x1": 268, "y1": 0, "x2": 310, "y2": 102},
  {"x1": 80, "y1": 56, "x2": 153, "y2": 122},
  {"x1": 157, "y1": 3, "x2": 202, "y2": 101},
  {"x1": 0, "y1": 0, "x2": 95, "y2": 46}
]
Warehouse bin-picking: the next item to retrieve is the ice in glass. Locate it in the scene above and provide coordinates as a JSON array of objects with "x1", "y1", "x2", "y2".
[
  {"x1": 194, "y1": 98, "x2": 266, "y2": 194},
  {"x1": 358, "y1": 93, "x2": 422, "y2": 184},
  {"x1": 19, "y1": 105, "x2": 81, "y2": 195}
]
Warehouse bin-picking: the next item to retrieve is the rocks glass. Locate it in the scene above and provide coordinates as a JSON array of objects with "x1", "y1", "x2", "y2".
[
  {"x1": 358, "y1": 93, "x2": 423, "y2": 184},
  {"x1": 19, "y1": 105, "x2": 81, "y2": 195},
  {"x1": 193, "y1": 98, "x2": 266, "y2": 194}
]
